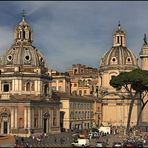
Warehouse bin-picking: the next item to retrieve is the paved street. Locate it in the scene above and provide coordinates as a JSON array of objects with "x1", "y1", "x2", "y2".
[{"x1": 13, "y1": 131, "x2": 148, "y2": 147}]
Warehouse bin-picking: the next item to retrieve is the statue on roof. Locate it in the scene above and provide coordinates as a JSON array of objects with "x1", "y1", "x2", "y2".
[{"x1": 144, "y1": 33, "x2": 147, "y2": 45}]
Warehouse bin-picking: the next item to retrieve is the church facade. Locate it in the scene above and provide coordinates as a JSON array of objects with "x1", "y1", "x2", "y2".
[
  {"x1": 98, "y1": 23, "x2": 143, "y2": 127},
  {"x1": 0, "y1": 16, "x2": 60, "y2": 137}
]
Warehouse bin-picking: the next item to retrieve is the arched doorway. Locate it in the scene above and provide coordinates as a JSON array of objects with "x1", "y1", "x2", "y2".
[{"x1": 0, "y1": 112, "x2": 10, "y2": 134}]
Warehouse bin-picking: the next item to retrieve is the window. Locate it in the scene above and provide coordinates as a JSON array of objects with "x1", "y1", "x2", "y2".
[
  {"x1": 59, "y1": 80, "x2": 63, "y2": 83},
  {"x1": 3, "y1": 84, "x2": 9, "y2": 92},
  {"x1": 44, "y1": 84, "x2": 48, "y2": 96},
  {"x1": 25, "y1": 55, "x2": 30, "y2": 61},
  {"x1": 52, "y1": 87, "x2": 56, "y2": 91},
  {"x1": 79, "y1": 90, "x2": 82, "y2": 96},
  {"x1": 26, "y1": 82, "x2": 30, "y2": 91},
  {"x1": 52, "y1": 80, "x2": 56, "y2": 83},
  {"x1": 126, "y1": 57, "x2": 131, "y2": 63},
  {"x1": 117, "y1": 36, "x2": 119, "y2": 43},
  {"x1": 74, "y1": 69, "x2": 77, "y2": 74},
  {"x1": 84, "y1": 90, "x2": 87, "y2": 94},
  {"x1": 53, "y1": 110, "x2": 57, "y2": 126},
  {"x1": 34, "y1": 117, "x2": 38, "y2": 128},
  {"x1": 112, "y1": 58, "x2": 116, "y2": 62},
  {"x1": 74, "y1": 83, "x2": 77, "y2": 87},
  {"x1": 58, "y1": 86, "x2": 63, "y2": 91}
]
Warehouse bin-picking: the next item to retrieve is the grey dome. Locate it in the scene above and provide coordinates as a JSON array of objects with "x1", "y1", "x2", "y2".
[
  {"x1": 99, "y1": 24, "x2": 139, "y2": 71},
  {"x1": 2, "y1": 16, "x2": 47, "y2": 68},
  {"x1": 100, "y1": 46, "x2": 138, "y2": 68}
]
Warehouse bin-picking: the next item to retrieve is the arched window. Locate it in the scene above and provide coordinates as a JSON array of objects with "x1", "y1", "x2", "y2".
[
  {"x1": 23, "y1": 30, "x2": 25, "y2": 39},
  {"x1": 26, "y1": 82, "x2": 30, "y2": 91}
]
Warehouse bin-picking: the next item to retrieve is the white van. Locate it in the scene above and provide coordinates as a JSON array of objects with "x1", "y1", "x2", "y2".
[
  {"x1": 98, "y1": 126, "x2": 111, "y2": 134},
  {"x1": 71, "y1": 138, "x2": 90, "y2": 147}
]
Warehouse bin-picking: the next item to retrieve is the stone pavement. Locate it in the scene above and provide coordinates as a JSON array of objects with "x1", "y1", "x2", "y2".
[{"x1": 0, "y1": 135, "x2": 15, "y2": 147}]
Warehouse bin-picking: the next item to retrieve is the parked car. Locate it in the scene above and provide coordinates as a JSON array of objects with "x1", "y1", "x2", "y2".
[
  {"x1": 71, "y1": 138, "x2": 90, "y2": 147},
  {"x1": 96, "y1": 141, "x2": 106, "y2": 147},
  {"x1": 123, "y1": 141, "x2": 136, "y2": 148},
  {"x1": 112, "y1": 142, "x2": 122, "y2": 147},
  {"x1": 136, "y1": 141, "x2": 144, "y2": 148}
]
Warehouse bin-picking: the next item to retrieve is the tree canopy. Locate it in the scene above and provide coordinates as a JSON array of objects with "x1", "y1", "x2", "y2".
[
  {"x1": 110, "y1": 68, "x2": 148, "y2": 132},
  {"x1": 110, "y1": 69, "x2": 148, "y2": 93}
]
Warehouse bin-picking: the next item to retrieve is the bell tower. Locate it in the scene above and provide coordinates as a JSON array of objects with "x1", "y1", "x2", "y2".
[
  {"x1": 139, "y1": 34, "x2": 148, "y2": 125},
  {"x1": 140, "y1": 34, "x2": 148, "y2": 70}
]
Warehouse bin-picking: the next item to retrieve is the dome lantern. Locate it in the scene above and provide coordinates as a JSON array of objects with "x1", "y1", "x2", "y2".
[
  {"x1": 14, "y1": 10, "x2": 32, "y2": 45},
  {"x1": 113, "y1": 22, "x2": 126, "y2": 47}
]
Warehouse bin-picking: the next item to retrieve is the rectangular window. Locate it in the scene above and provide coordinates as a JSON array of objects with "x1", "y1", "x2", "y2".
[
  {"x1": 34, "y1": 118, "x2": 38, "y2": 128},
  {"x1": 116, "y1": 103, "x2": 122, "y2": 105},
  {"x1": 3, "y1": 84, "x2": 9, "y2": 92},
  {"x1": 52, "y1": 87, "x2": 56, "y2": 91},
  {"x1": 53, "y1": 110, "x2": 57, "y2": 126},
  {"x1": 74, "y1": 83, "x2": 77, "y2": 87},
  {"x1": 59, "y1": 80, "x2": 63, "y2": 83},
  {"x1": 117, "y1": 36, "x2": 119, "y2": 43}
]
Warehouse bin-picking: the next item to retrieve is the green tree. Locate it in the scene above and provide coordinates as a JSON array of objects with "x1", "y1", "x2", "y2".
[{"x1": 110, "y1": 69, "x2": 148, "y2": 133}]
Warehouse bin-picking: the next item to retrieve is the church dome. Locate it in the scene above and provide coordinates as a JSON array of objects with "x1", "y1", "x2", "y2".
[
  {"x1": 3, "y1": 15, "x2": 47, "y2": 68},
  {"x1": 99, "y1": 23, "x2": 138, "y2": 71}
]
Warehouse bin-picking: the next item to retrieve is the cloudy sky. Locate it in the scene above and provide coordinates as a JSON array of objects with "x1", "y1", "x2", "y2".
[{"x1": 0, "y1": 1, "x2": 147, "y2": 72}]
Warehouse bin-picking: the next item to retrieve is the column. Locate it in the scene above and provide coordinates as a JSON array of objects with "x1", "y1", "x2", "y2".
[
  {"x1": 28, "y1": 107, "x2": 31, "y2": 129},
  {"x1": 38, "y1": 109, "x2": 40, "y2": 128},
  {"x1": 31, "y1": 109, "x2": 34, "y2": 128},
  {"x1": 24, "y1": 107, "x2": 27, "y2": 129},
  {"x1": 57, "y1": 109, "x2": 60, "y2": 126},
  {"x1": 14, "y1": 108, "x2": 17, "y2": 128},
  {"x1": 11, "y1": 107, "x2": 14, "y2": 128},
  {"x1": 40, "y1": 109, "x2": 43, "y2": 128}
]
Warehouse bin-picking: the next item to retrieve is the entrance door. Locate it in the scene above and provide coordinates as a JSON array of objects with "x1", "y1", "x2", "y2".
[
  {"x1": 3, "y1": 121, "x2": 8, "y2": 134},
  {"x1": 43, "y1": 118, "x2": 47, "y2": 133}
]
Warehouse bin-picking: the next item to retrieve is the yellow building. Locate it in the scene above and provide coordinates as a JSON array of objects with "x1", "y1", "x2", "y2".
[
  {"x1": 57, "y1": 92, "x2": 95, "y2": 131},
  {"x1": 50, "y1": 70, "x2": 71, "y2": 94},
  {"x1": 0, "y1": 15, "x2": 60, "y2": 137}
]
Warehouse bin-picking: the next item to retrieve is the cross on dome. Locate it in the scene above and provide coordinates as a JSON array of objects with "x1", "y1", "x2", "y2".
[{"x1": 21, "y1": 9, "x2": 26, "y2": 21}]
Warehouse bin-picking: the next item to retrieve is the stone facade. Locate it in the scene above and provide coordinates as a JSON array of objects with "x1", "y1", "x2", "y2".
[
  {"x1": 0, "y1": 15, "x2": 60, "y2": 137},
  {"x1": 58, "y1": 92, "x2": 99, "y2": 131},
  {"x1": 67, "y1": 64, "x2": 98, "y2": 96},
  {"x1": 139, "y1": 38, "x2": 148, "y2": 124},
  {"x1": 98, "y1": 23, "x2": 140, "y2": 127}
]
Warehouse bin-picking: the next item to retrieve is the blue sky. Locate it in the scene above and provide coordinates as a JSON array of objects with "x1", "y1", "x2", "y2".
[{"x1": 0, "y1": 1, "x2": 147, "y2": 72}]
